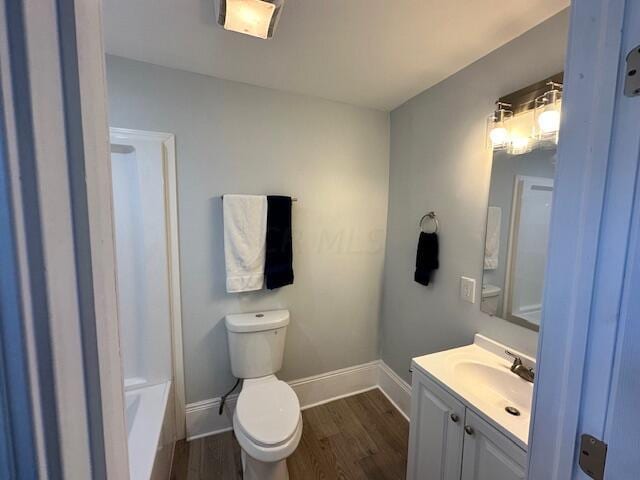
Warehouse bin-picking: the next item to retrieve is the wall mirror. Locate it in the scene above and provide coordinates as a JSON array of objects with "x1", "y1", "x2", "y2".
[{"x1": 481, "y1": 75, "x2": 562, "y2": 331}]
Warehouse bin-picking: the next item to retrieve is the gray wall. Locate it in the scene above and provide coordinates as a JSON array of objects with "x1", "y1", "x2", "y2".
[
  {"x1": 380, "y1": 9, "x2": 569, "y2": 382},
  {"x1": 106, "y1": 56, "x2": 390, "y2": 403}
]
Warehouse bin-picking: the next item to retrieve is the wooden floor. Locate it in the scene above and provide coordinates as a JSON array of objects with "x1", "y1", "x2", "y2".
[{"x1": 170, "y1": 388, "x2": 409, "y2": 480}]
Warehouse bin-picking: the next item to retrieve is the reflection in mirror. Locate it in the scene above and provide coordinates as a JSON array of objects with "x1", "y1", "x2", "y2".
[{"x1": 481, "y1": 146, "x2": 556, "y2": 330}]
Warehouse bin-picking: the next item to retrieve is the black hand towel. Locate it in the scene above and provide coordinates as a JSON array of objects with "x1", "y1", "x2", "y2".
[
  {"x1": 265, "y1": 196, "x2": 294, "y2": 289},
  {"x1": 414, "y1": 232, "x2": 439, "y2": 286}
]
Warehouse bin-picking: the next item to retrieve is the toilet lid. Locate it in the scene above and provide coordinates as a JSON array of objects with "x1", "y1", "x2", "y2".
[{"x1": 235, "y1": 379, "x2": 300, "y2": 447}]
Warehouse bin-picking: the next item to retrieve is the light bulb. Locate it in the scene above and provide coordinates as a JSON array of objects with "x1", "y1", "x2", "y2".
[
  {"x1": 489, "y1": 127, "x2": 509, "y2": 147},
  {"x1": 510, "y1": 136, "x2": 530, "y2": 155},
  {"x1": 538, "y1": 109, "x2": 560, "y2": 134},
  {"x1": 237, "y1": 4, "x2": 261, "y2": 25},
  {"x1": 223, "y1": 0, "x2": 276, "y2": 39}
]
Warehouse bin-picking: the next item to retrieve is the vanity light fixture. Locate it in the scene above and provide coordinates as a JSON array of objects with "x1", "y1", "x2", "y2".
[
  {"x1": 216, "y1": 0, "x2": 285, "y2": 39},
  {"x1": 534, "y1": 81, "x2": 563, "y2": 142},
  {"x1": 486, "y1": 102, "x2": 513, "y2": 150},
  {"x1": 487, "y1": 74, "x2": 564, "y2": 155}
]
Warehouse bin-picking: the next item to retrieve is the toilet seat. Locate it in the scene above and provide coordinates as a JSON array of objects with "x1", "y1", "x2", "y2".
[
  {"x1": 235, "y1": 376, "x2": 300, "y2": 446},
  {"x1": 233, "y1": 376, "x2": 302, "y2": 463}
]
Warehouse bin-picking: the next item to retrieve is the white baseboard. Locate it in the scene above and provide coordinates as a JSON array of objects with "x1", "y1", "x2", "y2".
[
  {"x1": 185, "y1": 395, "x2": 239, "y2": 441},
  {"x1": 185, "y1": 359, "x2": 412, "y2": 440},
  {"x1": 291, "y1": 360, "x2": 380, "y2": 410},
  {"x1": 377, "y1": 360, "x2": 411, "y2": 421}
]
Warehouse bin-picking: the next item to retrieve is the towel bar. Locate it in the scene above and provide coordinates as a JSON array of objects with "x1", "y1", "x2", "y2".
[
  {"x1": 419, "y1": 211, "x2": 439, "y2": 234},
  {"x1": 221, "y1": 195, "x2": 297, "y2": 202}
]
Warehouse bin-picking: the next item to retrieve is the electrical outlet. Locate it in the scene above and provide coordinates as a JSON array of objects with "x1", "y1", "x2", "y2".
[{"x1": 460, "y1": 276, "x2": 476, "y2": 303}]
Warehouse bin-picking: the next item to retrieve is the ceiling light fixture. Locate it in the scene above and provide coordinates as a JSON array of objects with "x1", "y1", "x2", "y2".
[{"x1": 216, "y1": 0, "x2": 285, "y2": 39}]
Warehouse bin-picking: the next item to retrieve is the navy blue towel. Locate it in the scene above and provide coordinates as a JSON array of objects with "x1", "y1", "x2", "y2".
[
  {"x1": 414, "y1": 232, "x2": 439, "y2": 286},
  {"x1": 265, "y1": 196, "x2": 294, "y2": 289}
]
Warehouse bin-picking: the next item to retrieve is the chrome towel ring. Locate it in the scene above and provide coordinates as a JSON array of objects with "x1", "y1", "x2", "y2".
[{"x1": 419, "y1": 211, "x2": 439, "y2": 234}]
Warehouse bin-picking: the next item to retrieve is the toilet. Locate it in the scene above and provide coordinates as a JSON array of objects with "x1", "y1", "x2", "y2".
[
  {"x1": 481, "y1": 283, "x2": 502, "y2": 316},
  {"x1": 225, "y1": 309, "x2": 302, "y2": 480}
]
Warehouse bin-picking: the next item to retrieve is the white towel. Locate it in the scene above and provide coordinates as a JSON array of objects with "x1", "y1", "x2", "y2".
[
  {"x1": 223, "y1": 195, "x2": 268, "y2": 293},
  {"x1": 484, "y1": 206, "x2": 501, "y2": 270}
]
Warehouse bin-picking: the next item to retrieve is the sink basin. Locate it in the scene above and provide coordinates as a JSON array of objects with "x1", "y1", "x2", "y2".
[
  {"x1": 453, "y1": 361, "x2": 533, "y2": 412},
  {"x1": 411, "y1": 335, "x2": 535, "y2": 449}
]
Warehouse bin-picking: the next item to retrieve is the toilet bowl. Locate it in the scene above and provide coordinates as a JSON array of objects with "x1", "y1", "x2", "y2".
[
  {"x1": 225, "y1": 310, "x2": 302, "y2": 480},
  {"x1": 233, "y1": 376, "x2": 302, "y2": 480}
]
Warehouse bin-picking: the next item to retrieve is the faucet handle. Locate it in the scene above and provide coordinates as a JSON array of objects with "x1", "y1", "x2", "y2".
[{"x1": 505, "y1": 350, "x2": 522, "y2": 365}]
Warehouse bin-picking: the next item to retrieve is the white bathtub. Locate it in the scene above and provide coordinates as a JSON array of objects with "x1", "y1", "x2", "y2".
[{"x1": 125, "y1": 381, "x2": 175, "y2": 480}]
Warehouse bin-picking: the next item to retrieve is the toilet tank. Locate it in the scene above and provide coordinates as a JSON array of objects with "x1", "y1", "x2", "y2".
[
  {"x1": 225, "y1": 309, "x2": 290, "y2": 379},
  {"x1": 481, "y1": 284, "x2": 502, "y2": 316}
]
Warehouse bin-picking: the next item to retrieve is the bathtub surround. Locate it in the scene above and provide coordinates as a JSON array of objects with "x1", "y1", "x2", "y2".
[
  {"x1": 106, "y1": 55, "x2": 390, "y2": 405},
  {"x1": 109, "y1": 128, "x2": 184, "y2": 472},
  {"x1": 379, "y1": 9, "x2": 569, "y2": 384},
  {"x1": 111, "y1": 133, "x2": 174, "y2": 385}
]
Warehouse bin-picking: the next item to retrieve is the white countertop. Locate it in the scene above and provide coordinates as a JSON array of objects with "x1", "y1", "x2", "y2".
[{"x1": 411, "y1": 335, "x2": 535, "y2": 450}]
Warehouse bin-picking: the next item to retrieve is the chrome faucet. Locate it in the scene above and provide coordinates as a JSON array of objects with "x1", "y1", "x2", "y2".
[{"x1": 505, "y1": 350, "x2": 535, "y2": 383}]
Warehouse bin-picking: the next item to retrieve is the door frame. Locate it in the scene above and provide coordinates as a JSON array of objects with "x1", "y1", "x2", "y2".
[
  {"x1": 109, "y1": 127, "x2": 187, "y2": 440},
  {"x1": 503, "y1": 175, "x2": 553, "y2": 328},
  {"x1": 528, "y1": 0, "x2": 638, "y2": 478},
  {"x1": 0, "y1": 0, "x2": 130, "y2": 477}
]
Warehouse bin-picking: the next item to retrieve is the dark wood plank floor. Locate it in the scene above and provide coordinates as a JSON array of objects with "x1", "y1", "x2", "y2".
[{"x1": 170, "y1": 388, "x2": 409, "y2": 480}]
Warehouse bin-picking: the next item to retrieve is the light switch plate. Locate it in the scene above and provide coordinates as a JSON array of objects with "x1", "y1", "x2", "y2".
[{"x1": 460, "y1": 276, "x2": 476, "y2": 303}]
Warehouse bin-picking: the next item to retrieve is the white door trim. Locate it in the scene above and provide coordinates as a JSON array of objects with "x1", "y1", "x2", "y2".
[
  {"x1": 110, "y1": 127, "x2": 187, "y2": 440},
  {"x1": 0, "y1": 0, "x2": 131, "y2": 477},
  {"x1": 74, "y1": 1, "x2": 131, "y2": 476},
  {"x1": 72, "y1": 0, "x2": 132, "y2": 476},
  {"x1": 528, "y1": 0, "x2": 630, "y2": 478}
]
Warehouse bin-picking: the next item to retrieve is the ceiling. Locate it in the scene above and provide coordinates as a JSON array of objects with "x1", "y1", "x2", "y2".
[{"x1": 102, "y1": 0, "x2": 569, "y2": 111}]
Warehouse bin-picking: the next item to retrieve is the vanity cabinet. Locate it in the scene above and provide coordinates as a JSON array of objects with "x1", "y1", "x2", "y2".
[
  {"x1": 460, "y1": 410, "x2": 526, "y2": 480},
  {"x1": 407, "y1": 370, "x2": 526, "y2": 480},
  {"x1": 406, "y1": 371, "x2": 465, "y2": 480}
]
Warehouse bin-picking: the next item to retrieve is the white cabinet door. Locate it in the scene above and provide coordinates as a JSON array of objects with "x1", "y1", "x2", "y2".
[
  {"x1": 461, "y1": 410, "x2": 526, "y2": 480},
  {"x1": 406, "y1": 371, "x2": 465, "y2": 480}
]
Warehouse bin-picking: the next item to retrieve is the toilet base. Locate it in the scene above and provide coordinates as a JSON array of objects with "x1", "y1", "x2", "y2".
[{"x1": 241, "y1": 449, "x2": 289, "y2": 480}]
